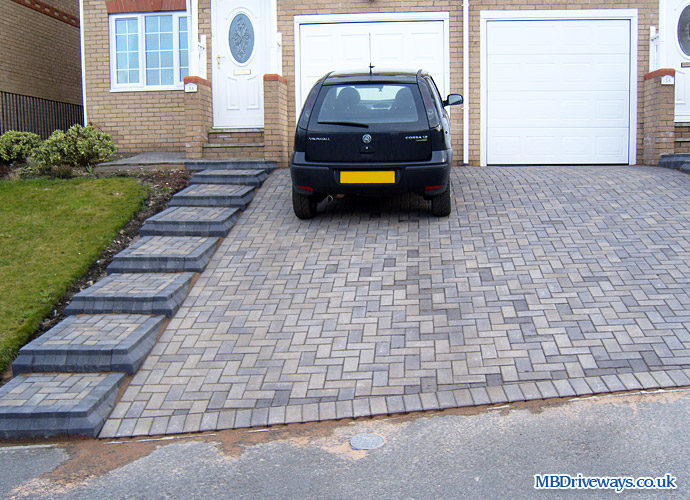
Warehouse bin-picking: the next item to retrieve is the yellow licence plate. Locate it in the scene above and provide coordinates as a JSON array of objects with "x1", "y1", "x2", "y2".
[{"x1": 340, "y1": 171, "x2": 395, "y2": 184}]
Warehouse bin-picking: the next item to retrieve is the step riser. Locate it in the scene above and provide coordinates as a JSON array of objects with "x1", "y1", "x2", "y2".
[
  {"x1": 189, "y1": 170, "x2": 269, "y2": 187},
  {"x1": 202, "y1": 146, "x2": 265, "y2": 160},
  {"x1": 168, "y1": 185, "x2": 255, "y2": 210},
  {"x1": 207, "y1": 131, "x2": 263, "y2": 145},
  {"x1": 185, "y1": 161, "x2": 277, "y2": 172}
]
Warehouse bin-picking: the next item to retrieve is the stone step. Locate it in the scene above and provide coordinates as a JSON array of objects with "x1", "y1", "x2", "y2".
[
  {"x1": 12, "y1": 314, "x2": 166, "y2": 375},
  {"x1": 659, "y1": 154, "x2": 690, "y2": 173},
  {"x1": 107, "y1": 236, "x2": 220, "y2": 274},
  {"x1": 207, "y1": 128, "x2": 263, "y2": 145},
  {"x1": 140, "y1": 206, "x2": 240, "y2": 237},
  {"x1": 168, "y1": 184, "x2": 255, "y2": 209},
  {"x1": 0, "y1": 373, "x2": 125, "y2": 438},
  {"x1": 189, "y1": 169, "x2": 268, "y2": 187},
  {"x1": 65, "y1": 273, "x2": 195, "y2": 317},
  {"x1": 185, "y1": 160, "x2": 277, "y2": 172},
  {"x1": 202, "y1": 143, "x2": 264, "y2": 160}
]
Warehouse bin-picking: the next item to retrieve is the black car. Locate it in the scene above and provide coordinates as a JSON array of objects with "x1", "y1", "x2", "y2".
[{"x1": 290, "y1": 69, "x2": 462, "y2": 219}]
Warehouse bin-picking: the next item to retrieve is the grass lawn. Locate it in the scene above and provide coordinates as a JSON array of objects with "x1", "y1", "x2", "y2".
[{"x1": 0, "y1": 177, "x2": 148, "y2": 372}]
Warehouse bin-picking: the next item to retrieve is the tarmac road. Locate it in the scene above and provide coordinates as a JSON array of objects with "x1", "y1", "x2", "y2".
[{"x1": 0, "y1": 388, "x2": 688, "y2": 499}]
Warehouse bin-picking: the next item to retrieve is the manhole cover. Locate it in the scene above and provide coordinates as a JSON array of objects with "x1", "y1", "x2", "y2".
[{"x1": 350, "y1": 434, "x2": 385, "y2": 450}]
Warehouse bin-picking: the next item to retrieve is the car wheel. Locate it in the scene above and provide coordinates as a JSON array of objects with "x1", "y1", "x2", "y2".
[
  {"x1": 431, "y1": 187, "x2": 451, "y2": 217},
  {"x1": 292, "y1": 189, "x2": 318, "y2": 219}
]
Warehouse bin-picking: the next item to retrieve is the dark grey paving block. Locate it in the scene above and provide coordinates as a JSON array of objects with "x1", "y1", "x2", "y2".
[
  {"x1": 107, "y1": 236, "x2": 220, "y2": 274},
  {"x1": 0, "y1": 373, "x2": 124, "y2": 438},
  {"x1": 190, "y1": 169, "x2": 269, "y2": 187},
  {"x1": 65, "y1": 273, "x2": 195, "y2": 317},
  {"x1": 12, "y1": 314, "x2": 166, "y2": 375},
  {"x1": 184, "y1": 160, "x2": 277, "y2": 172},
  {"x1": 140, "y1": 206, "x2": 240, "y2": 237},
  {"x1": 168, "y1": 184, "x2": 255, "y2": 209}
]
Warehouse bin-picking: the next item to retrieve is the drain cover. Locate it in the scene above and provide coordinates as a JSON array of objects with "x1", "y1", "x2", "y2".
[{"x1": 350, "y1": 433, "x2": 385, "y2": 450}]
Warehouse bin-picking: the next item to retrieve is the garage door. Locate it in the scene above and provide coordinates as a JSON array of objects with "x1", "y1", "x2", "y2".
[
  {"x1": 486, "y1": 18, "x2": 632, "y2": 165},
  {"x1": 296, "y1": 18, "x2": 448, "y2": 109}
]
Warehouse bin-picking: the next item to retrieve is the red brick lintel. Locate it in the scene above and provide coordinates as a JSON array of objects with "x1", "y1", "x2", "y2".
[
  {"x1": 106, "y1": 0, "x2": 186, "y2": 14},
  {"x1": 645, "y1": 68, "x2": 676, "y2": 81},
  {"x1": 183, "y1": 76, "x2": 211, "y2": 87},
  {"x1": 9, "y1": 0, "x2": 79, "y2": 28},
  {"x1": 264, "y1": 74, "x2": 287, "y2": 84}
]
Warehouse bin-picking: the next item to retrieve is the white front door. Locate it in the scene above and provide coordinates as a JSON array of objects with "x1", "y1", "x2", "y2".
[
  {"x1": 211, "y1": 0, "x2": 271, "y2": 128},
  {"x1": 662, "y1": 0, "x2": 690, "y2": 121}
]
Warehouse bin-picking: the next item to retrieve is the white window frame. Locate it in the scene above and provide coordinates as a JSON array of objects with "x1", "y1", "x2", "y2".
[{"x1": 109, "y1": 11, "x2": 190, "y2": 92}]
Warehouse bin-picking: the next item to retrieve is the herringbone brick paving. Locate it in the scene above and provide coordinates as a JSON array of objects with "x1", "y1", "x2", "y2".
[{"x1": 101, "y1": 166, "x2": 690, "y2": 437}]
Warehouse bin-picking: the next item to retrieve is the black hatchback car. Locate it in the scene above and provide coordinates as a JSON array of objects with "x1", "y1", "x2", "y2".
[{"x1": 290, "y1": 69, "x2": 462, "y2": 219}]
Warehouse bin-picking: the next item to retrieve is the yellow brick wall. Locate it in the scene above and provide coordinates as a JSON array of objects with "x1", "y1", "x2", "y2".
[
  {"x1": 642, "y1": 72, "x2": 675, "y2": 165},
  {"x1": 82, "y1": 0, "x2": 186, "y2": 153},
  {"x1": 0, "y1": 0, "x2": 82, "y2": 104}
]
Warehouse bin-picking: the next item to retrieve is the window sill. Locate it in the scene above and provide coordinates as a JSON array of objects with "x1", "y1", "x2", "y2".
[{"x1": 109, "y1": 86, "x2": 184, "y2": 93}]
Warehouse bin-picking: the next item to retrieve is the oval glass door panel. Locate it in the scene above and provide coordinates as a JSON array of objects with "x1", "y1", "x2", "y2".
[
  {"x1": 229, "y1": 13, "x2": 254, "y2": 64},
  {"x1": 678, "y1": 6, "x2": 690, "y2": 56}
]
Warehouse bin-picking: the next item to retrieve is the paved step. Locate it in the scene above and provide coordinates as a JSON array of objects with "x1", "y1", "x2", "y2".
[
  {"x1": 189, "y1": 169, "x2": 268, "y2": 187},
  {"x1": 140, "y1": 206, "x2": 240, "y2": 237},
  {"x1": 207, "y1": 128, "x2": 263, "y2": 145},
  {"x1": 185, "y1": 160, "x2": 277, "y2": 173},
  {"x1": 168, "y1": 184, "x2": 255, "y2": 209},
  {"x1": 659, "y1": 154, "x2": 690, "y2": 173},
  {"x1": 202, "y1": 143, "x2": 264, "y2": 160},
  {"x1": 0, "y1": 373, "x2": 125, "y2": 438},
  {"x1": 12, "y1": 314, "x2": 166, "y2": 375},
  {"x1": 65, "y1": 273, "x2": 195, "y2": 317},
  {"x1": 107, "y1": 236, "x2": 220, "y2": 274}
]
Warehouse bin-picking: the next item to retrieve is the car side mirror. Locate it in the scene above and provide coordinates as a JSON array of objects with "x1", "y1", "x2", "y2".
[{"x1": 443, "y1": 94, "x2": 463, "y2": 107}]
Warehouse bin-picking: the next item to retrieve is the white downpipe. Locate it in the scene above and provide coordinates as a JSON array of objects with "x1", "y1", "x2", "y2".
[
  {"x1": 79, "y1": 0, "x2": 87, "y2": 125},
  {"x1": 463, "y1": 0, "x2": 469, "y2": 165}
]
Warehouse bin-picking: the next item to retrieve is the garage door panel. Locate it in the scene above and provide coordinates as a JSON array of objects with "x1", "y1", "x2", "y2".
[
  {"x1": 486, "y1": 18, "x2": 631, "y2": 164},
  {"x1": 489, "y1": 55, "x2": 629, "y2": 92},
  {"x1": 490, "y1": 91, "x2": 629, "y2": 127},
  {"x1": 298, "y1": 20, "x2": 446, "y2": 106},
  {"x1": 489, "y1": 127, "x2": 628, "y2": 164}
]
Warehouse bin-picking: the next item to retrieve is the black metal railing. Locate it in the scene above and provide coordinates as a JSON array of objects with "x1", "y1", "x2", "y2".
[{"x1": 0, "y1": 92, "x2": 83, "y2": 139}]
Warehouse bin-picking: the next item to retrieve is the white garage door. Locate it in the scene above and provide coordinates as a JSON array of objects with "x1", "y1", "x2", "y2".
[
  {"x1": 296, "y1": 16, "x2": 448, "y2": 109},
  {"x1": 486, "y1": 18, "x2": 632, "y2": 165}
]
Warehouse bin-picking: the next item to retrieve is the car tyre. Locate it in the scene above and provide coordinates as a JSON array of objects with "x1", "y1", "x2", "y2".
[
  {"x1": 431, "y1": 187, "x2": 451, "y2": 217},
  {"x1": 293, "y1": 189, "x2": 318, "y2": 219}
]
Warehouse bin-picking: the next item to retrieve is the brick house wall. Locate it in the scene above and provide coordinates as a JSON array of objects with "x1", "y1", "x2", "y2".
[
  {"x1": 82, "y1": 0, "x2": 188, "y2": 152},
  {"x1": 0, "y1": 0, "x2": 82, "y2": 105}
]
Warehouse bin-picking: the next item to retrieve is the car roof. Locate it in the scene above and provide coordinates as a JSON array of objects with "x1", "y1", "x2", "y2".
[{"x1": 322, "y1": 69, "x2": 427, "y2": 85}]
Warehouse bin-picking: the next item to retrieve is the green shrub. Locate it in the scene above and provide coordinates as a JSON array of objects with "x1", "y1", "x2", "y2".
[
  {"x1": 34, "y1": 125, "x2": 116, "y2": 173},
  {"x1": 0, "y1": 131, "x2": 41, "y2": 164}
]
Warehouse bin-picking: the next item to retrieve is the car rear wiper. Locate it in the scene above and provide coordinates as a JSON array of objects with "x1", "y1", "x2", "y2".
[{"x1": 317, "y1": 121, "x2": 369, "y2": 128}]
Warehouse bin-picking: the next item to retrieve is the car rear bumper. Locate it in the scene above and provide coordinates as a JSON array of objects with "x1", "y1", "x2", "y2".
[{"x1": 290, "y1": 150, "x2": 452, "y2": 197}]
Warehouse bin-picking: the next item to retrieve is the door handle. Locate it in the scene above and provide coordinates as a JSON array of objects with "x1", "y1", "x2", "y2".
[{"x1": 217, "y1": 54, "x2": 225, "y2": 68}]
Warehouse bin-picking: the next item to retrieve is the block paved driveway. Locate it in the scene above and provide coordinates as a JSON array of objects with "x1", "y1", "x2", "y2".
[{"x1": 102, "y1": 165, "x2": 690, "y2": 437}]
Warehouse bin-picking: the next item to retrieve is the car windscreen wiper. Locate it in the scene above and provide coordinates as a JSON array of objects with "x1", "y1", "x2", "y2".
[{"x1": 317, "y1": 120, "x2": 369, "y2": 128}]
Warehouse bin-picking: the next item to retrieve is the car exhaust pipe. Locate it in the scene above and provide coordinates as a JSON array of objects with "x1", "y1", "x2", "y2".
[{"x1": 326, "y1": 194, "x2": 334, "y2": 203}]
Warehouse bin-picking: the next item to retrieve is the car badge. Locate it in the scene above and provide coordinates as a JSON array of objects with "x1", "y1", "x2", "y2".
[{"x1": 362, "y1": 134, "x2": 372, "y2": 144}]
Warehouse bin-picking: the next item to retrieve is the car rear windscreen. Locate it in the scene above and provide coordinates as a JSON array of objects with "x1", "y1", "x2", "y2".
[{"x1": 313, "y1": 83, "x2": 426, "y2": 126}]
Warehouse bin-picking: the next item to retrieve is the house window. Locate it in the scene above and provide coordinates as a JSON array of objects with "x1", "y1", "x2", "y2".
[{"x1": 110, "y1": 12, "x2": 189, "y2": 91}]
